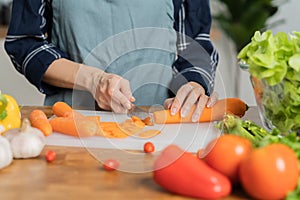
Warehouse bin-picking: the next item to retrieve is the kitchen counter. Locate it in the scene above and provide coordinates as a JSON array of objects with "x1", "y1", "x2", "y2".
[
  {"x1": 0, "y1": 106, "x2": 261, "y2": 200},
  {"x1": 0, "y1": 25, "x2": 7, "y2": 38}
]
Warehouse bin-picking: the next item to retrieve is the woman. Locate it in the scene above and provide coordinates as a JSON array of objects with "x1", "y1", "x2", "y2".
[{"x1": 5, "y1": 0, "x2": 218, "y2": 122}]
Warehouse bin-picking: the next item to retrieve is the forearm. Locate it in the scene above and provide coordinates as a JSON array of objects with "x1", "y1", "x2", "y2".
[
  {"x1": 172, "y1": 0, "x2": 218, "y2": 96},
  {"x1": 43, "y1": 58, "x2": 103, "y2": 93}
]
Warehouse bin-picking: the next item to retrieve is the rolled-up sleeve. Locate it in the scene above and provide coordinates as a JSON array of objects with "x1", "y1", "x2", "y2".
[
  {"x1": 4, "y1": 0, "x2": 68, "y2": 94},
  {"x1": 172, "y1": 0, "x2": 218, "y2": 96}
]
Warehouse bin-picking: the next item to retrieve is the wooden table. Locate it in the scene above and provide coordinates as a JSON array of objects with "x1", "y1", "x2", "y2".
[
  {"x1": 0, "y1": 106, "x2": 261, "y2": 200},
  {"x1": 0, "y1": 25, "x2": 8, "y2": 38}
]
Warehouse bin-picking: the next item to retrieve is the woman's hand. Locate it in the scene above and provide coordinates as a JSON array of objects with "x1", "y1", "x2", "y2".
[
  {"x1": 44, "y1": 59, "x2": 134, "y2": 113},
  {"x1": 91, "y1": 71, "x2": 135, "y2": 113},
  {"x1": 164, "y1": 82, "x2": 218, "y2": 122}
]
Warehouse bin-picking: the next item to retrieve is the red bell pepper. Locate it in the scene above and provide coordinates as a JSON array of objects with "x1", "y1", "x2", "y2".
[{"x1": 153, "y1": 145, "x2": 231, "y2": 199}]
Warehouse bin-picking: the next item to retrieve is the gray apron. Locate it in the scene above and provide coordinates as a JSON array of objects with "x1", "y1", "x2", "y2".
[{"x1": 47, "y1": 0, "x2": 177, "y2": 107}]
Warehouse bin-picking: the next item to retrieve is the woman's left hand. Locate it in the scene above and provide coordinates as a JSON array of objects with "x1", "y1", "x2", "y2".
[{"x1": 164, "y1": 82, "x2": 218, "y2": 122}]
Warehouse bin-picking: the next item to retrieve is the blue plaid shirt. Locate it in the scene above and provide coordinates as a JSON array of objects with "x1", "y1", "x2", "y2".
[{"x1": 5, "y1": 0, "x2": 218, "y2": 96}]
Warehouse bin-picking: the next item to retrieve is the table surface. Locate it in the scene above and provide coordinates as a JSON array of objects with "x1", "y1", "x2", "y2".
[
  {"x1": 0, "y1": 25, "x2": 8, "y2": 38},
  {"x1": 0, "y1": 106, "x2": 261, "y2": 200}
]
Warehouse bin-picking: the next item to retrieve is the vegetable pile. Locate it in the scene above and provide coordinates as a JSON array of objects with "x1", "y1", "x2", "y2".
[
  {"x1": 152, "y1": 114, "x2": 300, "y2": 200},
  {"x1": 238, "y1": 30, "x2": 300, "y2": 133},
  {"x1": 49, "y1": 101, "x2": 160, "y2": 138},
  {"x1": 215, "y1": 114, "x2": 300, "y2": 200},
  {"x1": 0, "y1": 93, "x2": 47, "y2": 170}
]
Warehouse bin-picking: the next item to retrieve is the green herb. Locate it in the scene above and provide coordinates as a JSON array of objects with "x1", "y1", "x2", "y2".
[
  {"x1": 286, "y1": 178, "x2": 300, "y2": 200},
  {"x1": 237, "y1": 30, "x2": 300, "y2": 133},
  {"x1": 216, "y1": 114, "x2": 299, "y2": 153}
]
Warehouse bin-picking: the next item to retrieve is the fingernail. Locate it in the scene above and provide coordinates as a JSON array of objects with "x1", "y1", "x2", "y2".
[
  {"x1": 130, "y1": 97, "x2": 136, "y2": 102},
  {"x1": 192, "y1": 114, "x2": 199, "y2": 122},
  {"x1": 171, "y1": 107, "x2": 177, "y2": 115},
  {"x1": 181, "y1": 109, "x2": 188, "y2": 117},
  {"x1": 206, "y1": 101, "x2": 212, "y2": 108},
  {"x1": 126, "y1": 103, "x2": 132, "y2": 109}
]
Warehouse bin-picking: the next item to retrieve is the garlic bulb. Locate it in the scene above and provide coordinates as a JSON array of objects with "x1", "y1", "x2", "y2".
[
  {"x1": 4, "y1": 118, "x2": 46, "y2": 159},
  {"x1": 0, "y1": 136, "x2": 13, "y2": 169}
]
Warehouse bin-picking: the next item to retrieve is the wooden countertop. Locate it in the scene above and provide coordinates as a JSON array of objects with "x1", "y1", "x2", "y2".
[
  {"x1": 0, "y1": 106, "x2": 261, "y2": 200},
  {"x1": 0, "y1": 25, "x2": 8, "y2": 38}
]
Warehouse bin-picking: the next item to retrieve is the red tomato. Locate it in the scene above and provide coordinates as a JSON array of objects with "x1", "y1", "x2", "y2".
[
  {"x1": 203, "y1": 134, "x2": 252, "y2": 183},
  {"x1": 45, "y1": 150, "x2": 56, "y2": 162},
  {"x1": 239, "y1": 143, "x2": 299, "y2": 200},
  {"x1": 103, "y1": 159, "x2": 119, "y2": 171},
  {"x1": 144, "y1": 142, "x2": 155, "y2": 153}
]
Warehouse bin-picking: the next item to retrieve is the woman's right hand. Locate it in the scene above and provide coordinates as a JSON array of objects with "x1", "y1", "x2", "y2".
[
  {"x1": 44, "y1": 59, "x2": 134, "y2": 113},
  {"x1": 91, "y1": 71, "x2": 135, "y2": 113}
]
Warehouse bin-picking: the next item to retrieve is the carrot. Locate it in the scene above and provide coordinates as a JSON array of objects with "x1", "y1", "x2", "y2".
[
  {"x1": 49, "y1": 117, "x2": 103, "y2": 137},
  {"x1": 63, "y1": 110, "x2": 85, "y2": 118},
  {"x1": 52, "y1": 101, "x2": 100, "y2": 120},
  {"x1": 29, "y1": 109, "x2": 53, "y2": 136},
  {"x1": 99, "y1": 122, "x2": 129, "y2": 138},
  {"x1": 142, "y1": 116, "x2": 154, "y2": 126},
  {"x1": 52, "y1": 101, "x2": 73, "y2": 117},
  {"x1": 153, "y1": 98, "x2": 248, "y2": 124},
  {"x1": 131, "y1": 116, "x2": 146, "y2": 128}
]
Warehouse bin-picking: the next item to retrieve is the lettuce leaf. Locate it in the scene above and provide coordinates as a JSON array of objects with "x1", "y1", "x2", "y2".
[{"x1": 238, "y1": 30, "x2": 300, "y2": 134}]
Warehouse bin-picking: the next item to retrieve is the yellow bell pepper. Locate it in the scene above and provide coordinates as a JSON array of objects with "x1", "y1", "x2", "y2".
[{"x1": 0, "y1": 93, "x2": 21, "y2": 135}]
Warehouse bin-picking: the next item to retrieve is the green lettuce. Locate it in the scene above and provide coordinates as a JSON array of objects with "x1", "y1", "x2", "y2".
[{"x1": 238, "y1": 30, "x2": 300, "y2": 134}]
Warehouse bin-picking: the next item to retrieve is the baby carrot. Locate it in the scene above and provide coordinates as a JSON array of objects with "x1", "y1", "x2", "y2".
[
  {"x1": 63, "y1": 110, "x2": 85, "y2": 118},
  {"x1": 52, "y1": 102, "x2": 98, "y2": 119},
  {"x1": 29, "y1": 109, "x2": 53, "y2": 136},
  {"x1": 52, "y1": 101, "x2": 73, "y2": 117},
  {"x1": 153, "y1": 98, "x2": 248, "y2": 124},
  {"x1": 49, "y1": 117, "x2": 103, "y2": 137}
]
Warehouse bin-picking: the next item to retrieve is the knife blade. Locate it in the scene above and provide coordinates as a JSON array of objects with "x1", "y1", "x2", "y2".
[{"x1": 127, "y1": 106, "x2": 152, "y2": 121}]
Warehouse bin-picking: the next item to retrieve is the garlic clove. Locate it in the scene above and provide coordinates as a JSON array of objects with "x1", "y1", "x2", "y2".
[
  {"x1": 4, "y1": 118, "x2": 46, "y2": 159},
  {"x1": 11, "y1": 133, "x2": 45, "y2": 159},
  {"x1": 0, "y1": 136, "x2": 13, "y2": 169}
]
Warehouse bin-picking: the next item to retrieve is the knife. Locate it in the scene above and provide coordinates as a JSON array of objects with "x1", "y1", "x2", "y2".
[{"x1": 127, "y1": 106, "x2": 152, "y2": 120}]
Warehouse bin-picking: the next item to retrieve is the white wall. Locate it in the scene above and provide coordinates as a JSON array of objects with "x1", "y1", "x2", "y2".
[{"x1": 0, "y1": 39, "x2": 45, "y2": 105}]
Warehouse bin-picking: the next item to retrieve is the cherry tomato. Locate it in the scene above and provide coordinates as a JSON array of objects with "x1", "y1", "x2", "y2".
[
  {"x1": 144, "y1": 142, "x2": 155, "y2": 153},
  {"x1": 45, "y1": 150, "x2": 56, "y2": 162},
  {"x1": 203, "y1": 134, "x2": 252, "y2": 183},
  {"x1": 103, "y1": 159, "x2": 119, "y2": 171},
  {"x1": 239, "y1": 143, "x2": 299, "y2": 200}
]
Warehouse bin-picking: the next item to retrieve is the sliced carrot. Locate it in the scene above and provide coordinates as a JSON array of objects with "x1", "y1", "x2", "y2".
[
  {"x1": 50, "y1": 117, "x2": 102, "y2": 137},
  {"x1": 52, "y1": 101, "x2": 73, "y2": 117},
  {"x1": 131, "y1": 116, "x2": 146, "y2": 128},
  {"x1": 138, "y1": 129, "x2": 161, "y2": 138},
  {"x1": 29, "y1": 109, "x2": 53, "y2": 136},
  {"x1": 153, "y1": 98, "x2": 248, "y2": 124},
  {"x1": 118, "y1": 120, "x2": 144, "y2": 136},
  {"x1": 99, "y1": 122, "x2": 128, "y2": 138},
  {"x1": 142, "y1": 116, "x2": 154, "y2": 126}
]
